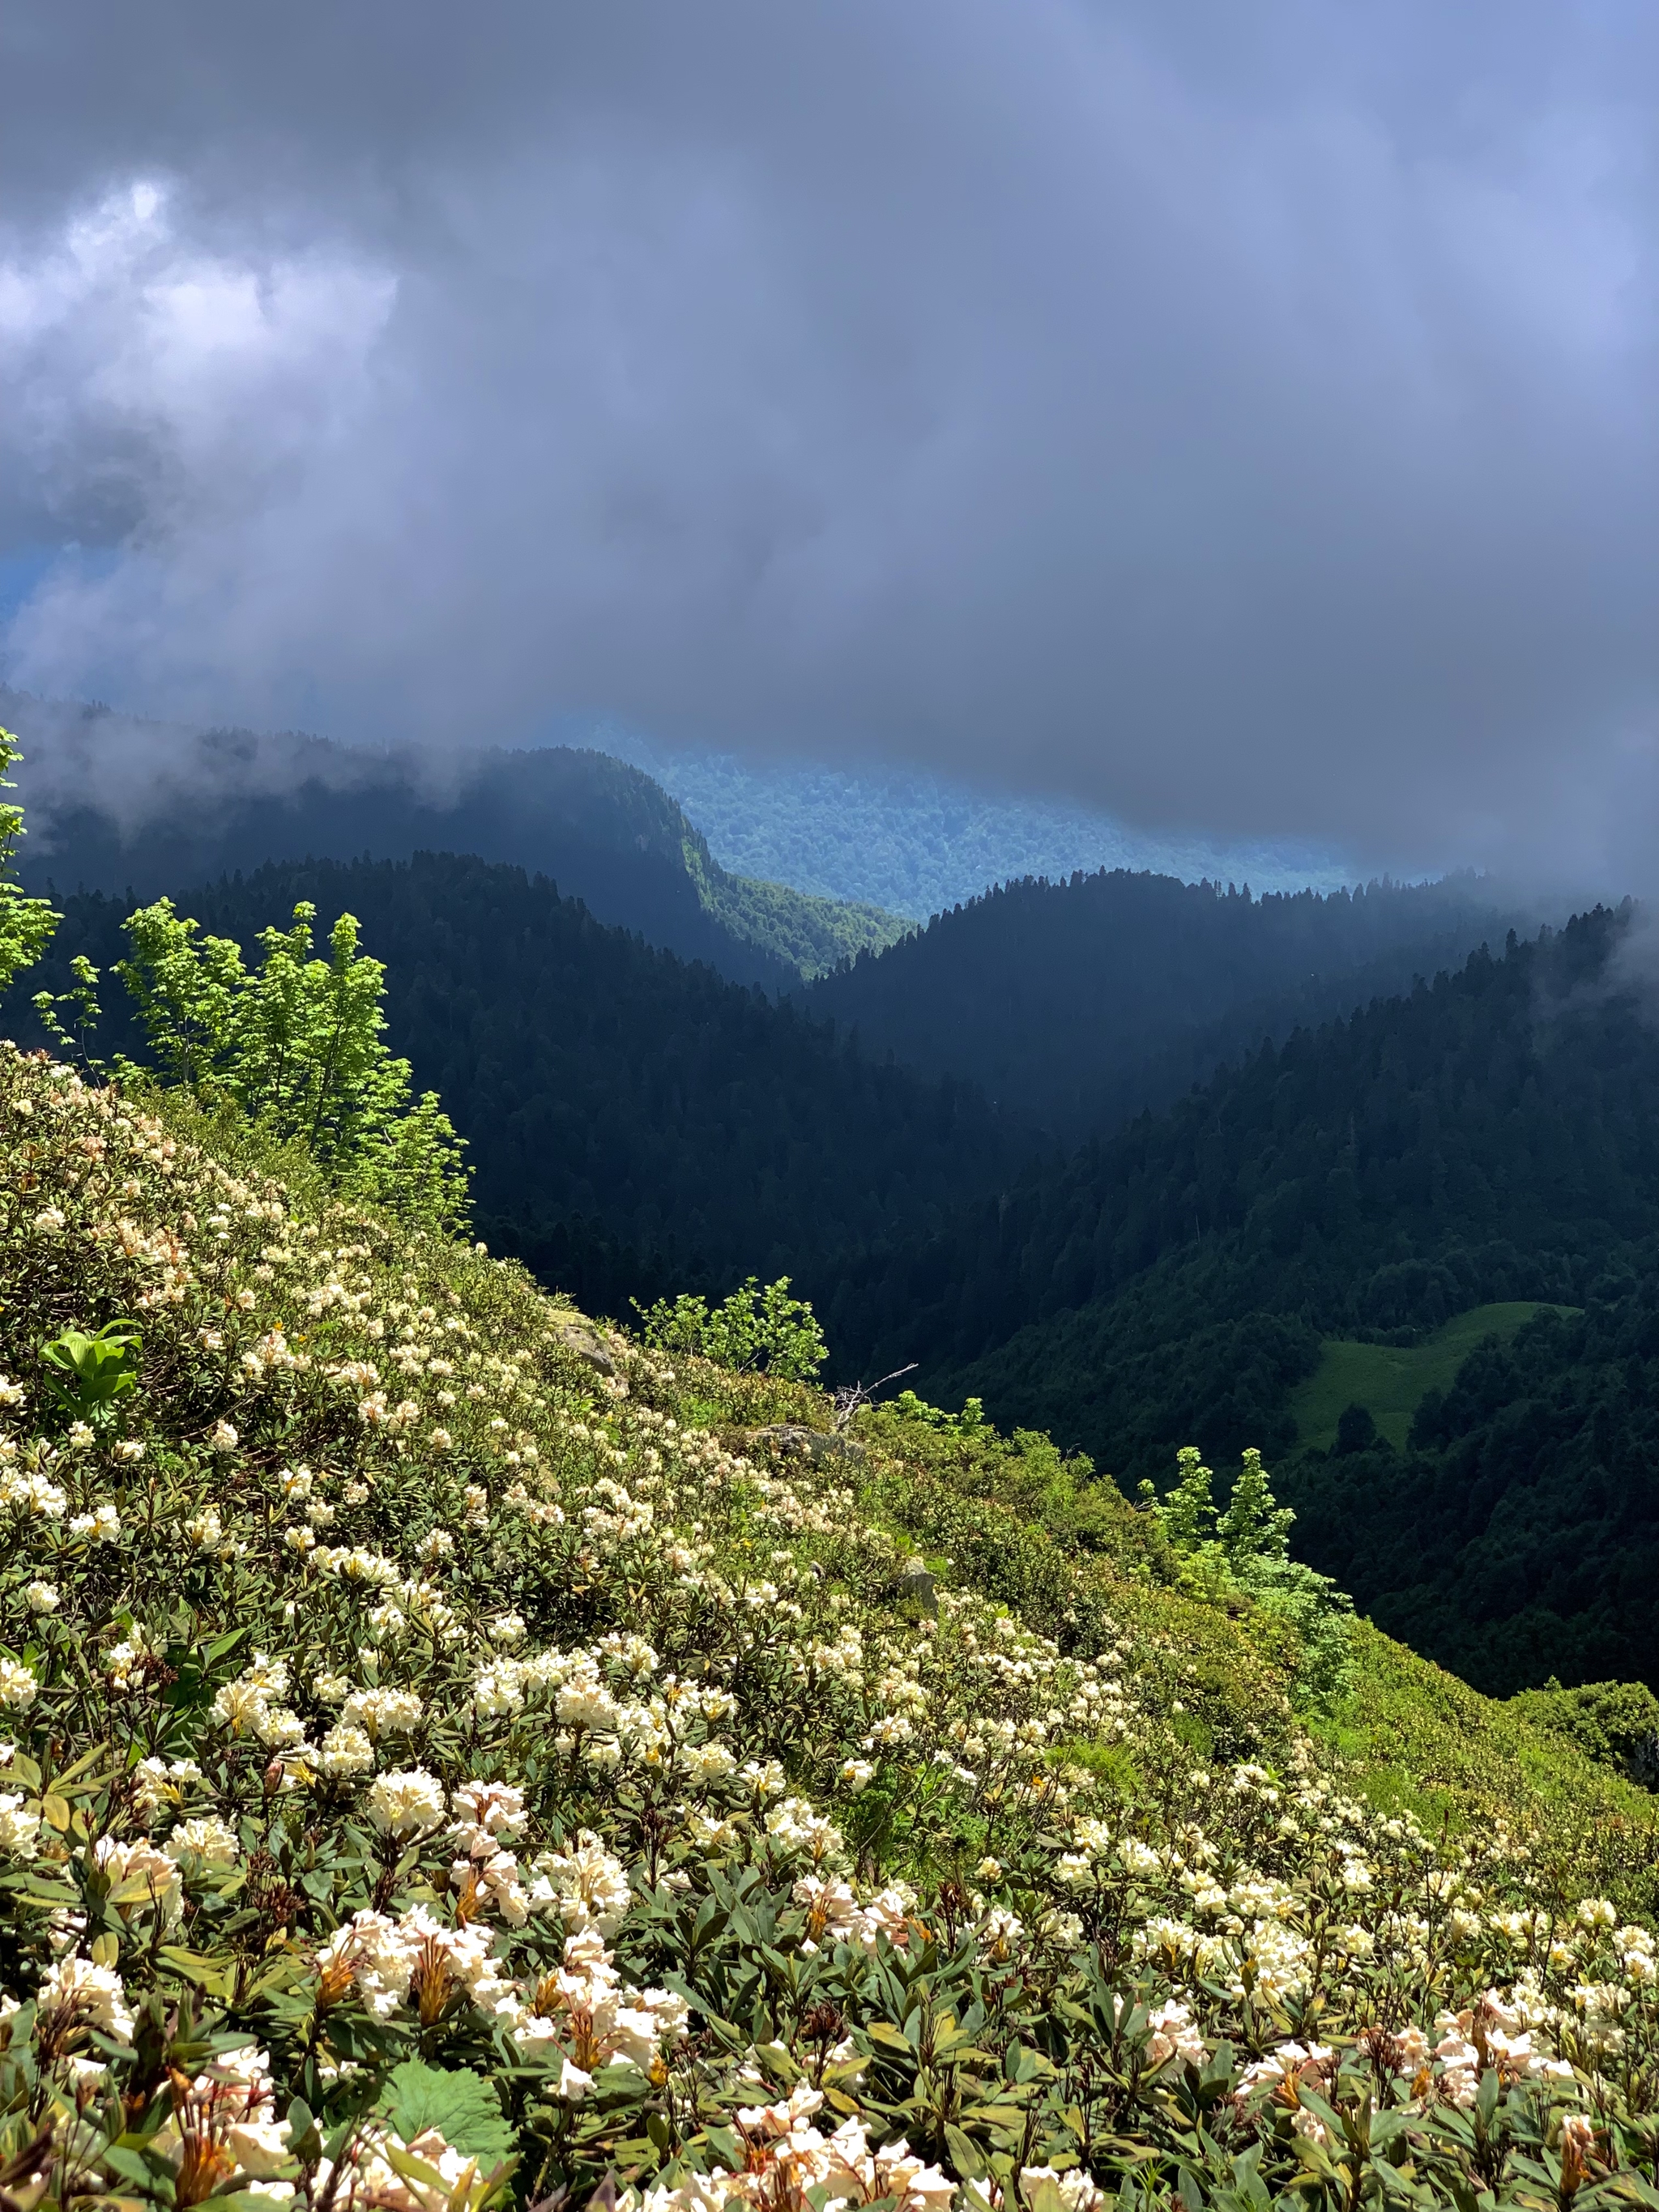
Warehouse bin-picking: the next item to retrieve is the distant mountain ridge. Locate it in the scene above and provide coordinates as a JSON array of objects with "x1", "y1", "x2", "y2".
[
  {"x1": 595, "y1": 729, "x2": 1355, "y2": 917},
  {"x1": 0, "y1": 688, "x2": 905, "y2": 987}
]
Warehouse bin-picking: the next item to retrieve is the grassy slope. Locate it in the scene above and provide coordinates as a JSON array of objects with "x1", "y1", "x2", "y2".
[
  {"x1": 49, "y1": 1067, "x2": 1636, "y2": 1861},
  {"x1": 1317, "y1": 1622, "x2": 1653, "y2": 1837},
  {"x1": 1289, "y1": 1302, "x2": 1580, "y2": 1449},
  {"x1": 833, "y1": 1402, "x2": 1659, "y2": 1854}
]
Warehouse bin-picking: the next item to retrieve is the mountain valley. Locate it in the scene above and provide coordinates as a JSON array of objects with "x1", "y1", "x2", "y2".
[{"x1": 4, "y1": 734, "x2": 1656, "y2": 1703}]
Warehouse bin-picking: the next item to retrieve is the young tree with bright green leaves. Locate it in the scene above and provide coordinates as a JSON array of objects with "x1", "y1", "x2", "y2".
[
  {"x1": 1215, "y1": 1444, "x2": 1296, "y2": 1565},
  {"x1": 1141, "y1": 1443, "x2": 1354, "y2": 1706},
  {"x1": 0, "y1": 729, "x2": 60, "y2": 995},
  {"x1": 6, "y1": 735, "x2": 468, "y2": 1236},
  {"x1": 1145, "y1": 1443, "x2": 1216, "y2": 1552},
  {"x1": 112, "y1": 897, "x2": 473, "y2": 1235}
]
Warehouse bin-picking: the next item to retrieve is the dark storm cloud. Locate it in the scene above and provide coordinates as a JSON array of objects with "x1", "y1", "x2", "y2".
[{"x1": 0, "y1": 1, "x2": 1653, "y2": 884}]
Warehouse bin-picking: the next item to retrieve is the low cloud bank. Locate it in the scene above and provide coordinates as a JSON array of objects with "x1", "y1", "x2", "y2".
[{"x1": 0, "y1": 3, "x2": 1653, "y2": 891}]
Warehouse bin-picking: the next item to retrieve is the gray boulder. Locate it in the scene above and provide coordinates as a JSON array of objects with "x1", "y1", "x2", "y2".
[
  {"x1": 549, "y1": 1319, "x2": 616, "y2": 1376},
  {"x1": 748, "y1": 1423, "x2": 868, "y2": 1468}
]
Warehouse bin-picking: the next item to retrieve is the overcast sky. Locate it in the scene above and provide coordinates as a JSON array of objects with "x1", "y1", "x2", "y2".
[{"x1": 0, "y1": 2, "x2": 1653, "y2": 884}]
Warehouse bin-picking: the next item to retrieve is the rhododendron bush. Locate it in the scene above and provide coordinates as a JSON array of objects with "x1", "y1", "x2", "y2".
[{"x1": 1, "y1": 1045, "x2": 1659, "y2": 2212}]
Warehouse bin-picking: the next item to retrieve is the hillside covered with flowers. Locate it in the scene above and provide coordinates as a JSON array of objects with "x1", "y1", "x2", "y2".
[{"x1": 2, "y1": 1042, "x2": 1659, "y2": 2212}]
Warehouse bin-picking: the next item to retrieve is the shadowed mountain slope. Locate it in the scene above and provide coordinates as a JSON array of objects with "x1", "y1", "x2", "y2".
[
  {"x1": 816, "y1": 906, "x2": 1659, "y2": 1693},
  {"x1": 804, "y1": 867, "x2": 1542, "y2": 1136}
]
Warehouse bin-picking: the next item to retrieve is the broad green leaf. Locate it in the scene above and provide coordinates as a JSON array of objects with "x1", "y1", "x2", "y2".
[{"x1": 376, "y1": 2061, "x2": 517, "y2": 2161}]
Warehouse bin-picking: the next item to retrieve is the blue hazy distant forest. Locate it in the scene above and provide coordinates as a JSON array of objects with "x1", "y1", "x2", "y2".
[{"x1": 595, "y1": 729, "x2": 1354, "y2": 919}]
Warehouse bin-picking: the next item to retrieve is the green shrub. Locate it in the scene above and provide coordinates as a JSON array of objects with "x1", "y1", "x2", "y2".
[
  {"x1": 636, "y1": 1273, "x2": 828, "y2": 1381},
  {"x1": 1510, "y1": 1677, "x2": 1659, "y2": 1785},
  {"x1": 36, "y1": 1319, "x2": 143, "y2": 1430}
]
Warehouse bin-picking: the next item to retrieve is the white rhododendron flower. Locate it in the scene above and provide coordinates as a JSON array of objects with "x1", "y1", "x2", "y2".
[
  {"x1": 1021, "y1": 2168, "x2": 1106, "y2": 2212},
  {"x1": 342, "y1": 1686, "x2": 423, "y2": 1741},
  {"x1": 0, "y1": 1792, "x2": 41, "y2": 1860},
  {"x1": 36, "y1": 1954, "x2": 135, "y2": 2044},
  {"x1": 164, "y1": 1817, "x2": 239, "y2": 1866},
  {"x1": 95, "y1": 1837, "x2": 184, "y2": 1921},
  {"x1": 318, "y1": 1723, "x2": 377, "y2": 1778},
  {"x1": 529, "y1": 1831, "x2": 633, "y2": 1933},
  {"x1": 366, "y1": 1769, "x2": 447, "y2": 1839}
]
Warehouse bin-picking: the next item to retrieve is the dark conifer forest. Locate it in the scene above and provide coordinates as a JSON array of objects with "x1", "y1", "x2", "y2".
[
  {"x1": 828, "y1": 906, "x2": 1656, "y2": 1431},
  {"x1": 803, "y1": 865, "x2": 1532, "y2": 1134}
]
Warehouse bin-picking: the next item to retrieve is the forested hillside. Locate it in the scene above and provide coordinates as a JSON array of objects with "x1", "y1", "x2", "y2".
[
  {"x1": 826, "y1": 908, "x2": 1652, "y2": 1430},
  {"x1": 814, "y1": 908, "x2": 1659, "y2": 1694},
  {"x1": 14, "y1": 854, "x2": 1024, "y2": 1317},
  {"x1": 0, "y1": 690, "x2": 904, "y2": 987},
  {"x1": 804, "y1": 867, "x2": 1533, "y2": 1134}
]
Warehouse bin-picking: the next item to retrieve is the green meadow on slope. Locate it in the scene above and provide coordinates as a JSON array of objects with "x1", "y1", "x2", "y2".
[{"x1": 1289, "y1": 1302, "x2": 1580, "y2": 1451}]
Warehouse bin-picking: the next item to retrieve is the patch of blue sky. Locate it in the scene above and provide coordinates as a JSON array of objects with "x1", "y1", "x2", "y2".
[{"x1": 0, "y1": 548, "x2": 60, "y2": 630}]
